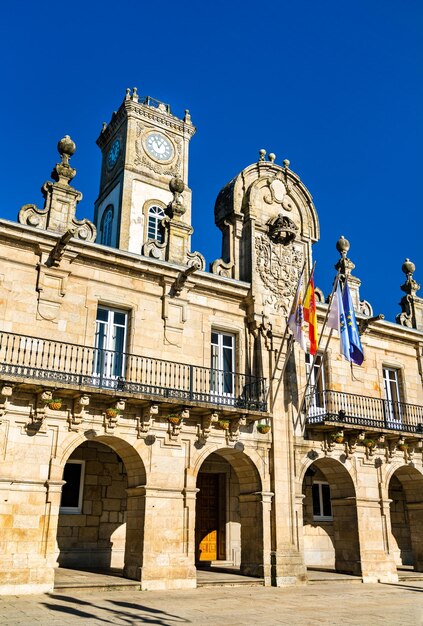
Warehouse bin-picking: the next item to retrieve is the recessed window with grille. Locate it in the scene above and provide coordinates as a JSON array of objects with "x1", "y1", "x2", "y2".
[
  {"x1": 94, "y1": 307, "x2": 128, "y2": 382},
  {"x1": 60, "y1": 460, "x2": 85, "y2": 514},
  {"x1": 305, "y1": 353, "x2": 326, "y2": 416},
  {"x1": 147, "y1": 205, "x2": 165, "y2": 243},
  {"x1": 100, "y1": 204, "x2": 114, "y2": 246},
  {"x1": 211, "y1": 331, "x2": 235, "y2": 397},
  {"x1": 383, "y1": 367, "x2": 402, "y2": 428},
  {"x1": 312, "y1": 481, "x2": 332, "y2": 520}
]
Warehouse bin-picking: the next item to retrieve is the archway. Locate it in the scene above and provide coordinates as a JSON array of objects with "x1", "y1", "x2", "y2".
[
  {"x1": 389, "y1": 466, "x2": 423, "y2": 572},
  {"x1": 56, "y1": 436, "x2": 146, "y2": 581},
  {"x1": 195, "y1": 448, "x2": 264, "y2": 578},
  {"x1": 302, "y1": 457, "x2": 360, "y2": 575}
]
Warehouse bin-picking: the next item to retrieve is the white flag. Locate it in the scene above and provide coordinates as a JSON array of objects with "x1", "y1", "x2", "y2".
[
  {"x1": 327, "y1": 280, "x2": 341, "y2": 332},
  {"x1": 288, "y1": 277, "x2": 307, "y2": 351}
]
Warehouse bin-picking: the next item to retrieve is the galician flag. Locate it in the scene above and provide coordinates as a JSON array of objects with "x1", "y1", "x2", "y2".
[
  {"x1": 303, "y1": 275, "x2": 318, "y2": 355},
  {"x1": 327, "y1": 280, "x2": 350, "y2": 362},
  {"x1": 288, "y1": 275, "x2": 306, "y2": 351}
]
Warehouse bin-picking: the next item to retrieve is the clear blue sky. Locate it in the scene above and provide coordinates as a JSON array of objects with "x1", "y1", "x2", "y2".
[{"x1": 1, "y1": 0, "x2": 421, "y2": 322}]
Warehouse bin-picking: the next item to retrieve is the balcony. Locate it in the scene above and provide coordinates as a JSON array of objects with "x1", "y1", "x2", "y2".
[
  {"x1": 305, "y1": 389, "x2": 423, "y2": 435},
  {"x1": 0, "y1": 331, "x2": 267, "y2": 413}
]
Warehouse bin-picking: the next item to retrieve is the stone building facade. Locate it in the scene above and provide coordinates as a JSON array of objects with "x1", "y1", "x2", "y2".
[{"x1": 0, "y1": 89, "x2": 422, "y2": 594}]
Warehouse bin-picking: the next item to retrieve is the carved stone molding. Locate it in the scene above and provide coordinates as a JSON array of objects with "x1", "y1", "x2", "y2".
[
  {"x1": 69, "y1": 394, "x2": 90, "y2": 431},
  {"x1": 137, "y1": 403, "x2": 158, "y2": 437}
]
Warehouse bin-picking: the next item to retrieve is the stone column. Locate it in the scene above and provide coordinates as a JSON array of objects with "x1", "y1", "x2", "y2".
[
  {"x1": 355, "y1": 497, "x2": 398, "y2": 582},
  {"x1": 0, "y1": 479, "x2": 63, "y2": 595},
  {"x1": 270, "y1": 349, "x2": 307, "y2": 586},
  {"x1": 134, "y1": 486, "x2": 196, "y2": 590},
  {"x1": 123, "y1": 485, "x2": 147, "y2": 581},
  {"x1": 239, "y1": 491, "x2": 273, "y2": 585},
  {"x1": 407, "y1": 501, "x2": 423, "y2": 570}
]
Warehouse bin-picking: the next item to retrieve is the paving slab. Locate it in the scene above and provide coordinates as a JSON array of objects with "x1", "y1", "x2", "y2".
[{"x1": 0, "y1": 580, "x2": 422, "y2": 626}]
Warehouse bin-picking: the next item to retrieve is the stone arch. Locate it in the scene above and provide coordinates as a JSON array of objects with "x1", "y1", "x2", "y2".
[
  {"x1": 194, "y1": 446, "x2": 267, "y2": 579},
  {"x1": 53, "y1": 433, "x2": 147, "y2": 487},
  {"x1": 387, "y1": 464, "x2": 423, "y2": 571},
  {"x1": 53, "y1": 433, "x2": 147, "y2": 581},
  {"x1": 301, "y1": 456, "x2": 361, "y2": 575},
  {"x1": 190, "y1": 443, "x2": 264, "y2": 491}
]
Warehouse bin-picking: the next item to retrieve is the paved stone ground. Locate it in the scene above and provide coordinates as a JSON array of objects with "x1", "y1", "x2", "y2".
[{"x1": 0, "y1": 581, "x2": 422, "y2": 625}]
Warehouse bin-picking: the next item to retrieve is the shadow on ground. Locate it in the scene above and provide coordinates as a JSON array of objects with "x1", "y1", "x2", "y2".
[{"x1": 43, "y1": 593, "x2": 191, "y2": 625}]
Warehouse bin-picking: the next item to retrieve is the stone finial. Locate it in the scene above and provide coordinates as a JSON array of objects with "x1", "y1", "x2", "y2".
[
  {"x1": 397, "y1": 258, "x2": 421, "y2": 328},
  {"x1": 268, "y1": 153, "x2": 276, "y2": 163},
  {"x1": 184, "y1": 109, "x2": 192, "y2": 124},
  {"x1": 132, "y1": 87, "x2": 139, "y2": 102},
  {"x1": 52, "y1": 135, "x2": 76, "y2": 184},
  {"x1": 259, "y1": 149, "x2": 266, "y2": 162},
  {"x1": 335, "y1": 235, "x2": 355, "y2": 279},
  {"x1": 283, "y1": 159, "x2": 290, "y2": 169},
  {"x1": 168, "y1": 177, "x2": 186, "y2": 219},
  {"x1": 125, "y1": 87, "x2": 131, "y2": 100},
  {"x1": 18, "y1": 136, "x2": 96, "y2": 242}
]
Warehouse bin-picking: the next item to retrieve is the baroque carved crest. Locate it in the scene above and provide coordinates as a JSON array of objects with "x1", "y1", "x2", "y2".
[{"x1": 255, "y1": 234, "x2": 304, "y2": 314}]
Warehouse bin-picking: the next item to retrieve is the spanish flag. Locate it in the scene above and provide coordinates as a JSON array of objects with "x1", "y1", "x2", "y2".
[{"x1": 303, "y1": 276, "x2": 318, "y2": 355}]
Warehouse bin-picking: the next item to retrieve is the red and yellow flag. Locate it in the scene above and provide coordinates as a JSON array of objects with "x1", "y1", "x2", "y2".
[{"x1": 303, "y1": 276, "x2": 318, "y2": 355}]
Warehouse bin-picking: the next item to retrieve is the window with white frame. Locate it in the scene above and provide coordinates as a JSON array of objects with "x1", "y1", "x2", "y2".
[
  {"x1": 211, "y1": 331, "x2": 235, "y2": 396},
  {"x1": 305, "y1": 353, "x2": 326, "y2": 415},
  {"x1": 60, "y1": 460, "x2": 85, "y2": 514},
  {"x1": 100, "y1": 204, "x2": 114, "y2": 246},
  {"x1": 312, "y1": 481, "x2": 332, "y2": 520},
  {"x1": 383, "y1": 367, "x2": 402, "y2": 428},
  {"x1": 94, "y1": 307, "x2": 128, "y2": 381},
  {"x1": 147, "y1": 205, "x2": 165, "y2": 243}
]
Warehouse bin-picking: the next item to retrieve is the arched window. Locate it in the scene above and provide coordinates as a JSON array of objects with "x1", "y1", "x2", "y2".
[
  {"x1": 100, "y1": 205, "x2": 114, "y2": 246},
  {"x1": 148, "y1": 205, "x2": 165, "y2": 244}
]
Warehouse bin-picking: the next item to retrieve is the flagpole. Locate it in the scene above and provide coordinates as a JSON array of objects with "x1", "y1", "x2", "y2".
[
  {"x1": 298, "y1": 272, "x2": 341, "y2": 420},
  {"x1": 266, "y1": 260, "x2": 314, "y2": 406}
]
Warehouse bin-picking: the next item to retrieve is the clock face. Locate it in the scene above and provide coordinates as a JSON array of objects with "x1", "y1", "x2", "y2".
[
  {"x1": 107, "y1": 139, "x2": 121, "y2": 170},
  {"x1": 145, "y1": 132, "x2": 174, "y2": 162}
]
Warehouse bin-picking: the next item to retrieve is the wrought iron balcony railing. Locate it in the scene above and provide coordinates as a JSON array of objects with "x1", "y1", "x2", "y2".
[
  {"x1": 305, "y1": 389, "x2": 423, "y2": 434},
  {"x1": 0, "y1": 331, "x2": 267, "y2": 412}
]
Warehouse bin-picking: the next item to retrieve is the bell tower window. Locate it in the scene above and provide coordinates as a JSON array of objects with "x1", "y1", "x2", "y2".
[
  {"x1": 100, "y1": 204, "x2": 114, "y2": 246},
  {"x1": 147, "y1": 205, "x2": 165, "y2": 243}
]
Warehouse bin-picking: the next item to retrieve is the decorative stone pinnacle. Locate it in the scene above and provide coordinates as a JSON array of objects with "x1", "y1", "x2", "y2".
[
  {"x1": 53, "y1": 136, "x2": 76, "y2": 184},
  {"x1": 168, "y1": 177, "x2": 186, "y2": 219},
  {"x1": 335, "y1": 235, "x2": 355, "y2": 279},
  {"x1": 184, "y1": 109, "x2": 192, "y2": 124},
  {"x1": 283, "y1": 159, "x2": 290, "y2": 168},
  {"x1": 397, "y1": 258, "x2": 421, "y2": 328},
  {"x1": 259, "y1": 149, "x2": 266, "y2": 162},
  {"x1": 268, "y1": 153, "x2": 276, "y2": 163},
  {"x1": 125, "y1": 87, "x2": 131, "y2": 100},
  {"x1": 58, "y1": 135, "x2": 76, "y2": 164},
  {"x1": 132, "y1": 87, "x2": 139, "y2": 102}
]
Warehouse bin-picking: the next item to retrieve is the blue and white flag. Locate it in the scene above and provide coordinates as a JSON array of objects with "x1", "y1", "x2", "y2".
[
  {"x1": 342, "y1": 282, "x2": 364, "y2": 365},
  {"x1": 327, "y1": 280, "x2": 351, "y2": 362}
]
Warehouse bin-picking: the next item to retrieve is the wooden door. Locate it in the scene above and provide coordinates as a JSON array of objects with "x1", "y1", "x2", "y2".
[{"x1": 196, "y1": 473, "x2": 225, "y2": 561}]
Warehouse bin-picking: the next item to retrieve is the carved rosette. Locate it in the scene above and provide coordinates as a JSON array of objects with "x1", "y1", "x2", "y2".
[{"x1": 255, "y1": 235, "x2": 304, "y2": 314}]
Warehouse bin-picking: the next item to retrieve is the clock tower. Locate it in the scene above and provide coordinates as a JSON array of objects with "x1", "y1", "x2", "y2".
[{"x1": 94, "y1": 88, "x2": 200, "y2": 266}]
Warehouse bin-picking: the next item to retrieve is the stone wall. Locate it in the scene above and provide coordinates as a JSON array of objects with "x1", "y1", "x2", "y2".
[{"x1": 57, "y1": 441, "x2": 127, "y2": 569}]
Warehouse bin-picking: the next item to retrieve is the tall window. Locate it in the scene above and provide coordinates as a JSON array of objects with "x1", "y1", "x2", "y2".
[
  {"x1": 383, "y1": 367, "x2": 402, "y2": 428},
  {"x1": 100, "y1": 204, "x2": 114, "y2": 246},
  {"x1": 60, "y1": 461, "x2": 85, "y2": 514},
  {"x1": 305, "y1": 353, "x2": 325, "y2": 415},
  {"x1": 312, "y1": 481, "x2": 332, "y2": 520},
  {"x1": 148, "y1": 205, "x2": 165, "y2": 243},
  {"x1": 94, "y1": 307, "x2": 128, "y2": 382},
  {"x1": 211, "y1": 331, "x2": 235, "y2": 396}
]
